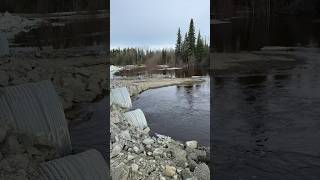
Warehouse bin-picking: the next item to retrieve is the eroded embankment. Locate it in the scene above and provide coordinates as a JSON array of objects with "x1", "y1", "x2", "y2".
[{"x1": 110, "y1": 77, "x2": 210, "y2": 180}]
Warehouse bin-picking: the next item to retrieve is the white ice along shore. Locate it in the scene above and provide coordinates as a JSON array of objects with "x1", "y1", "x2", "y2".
[
  {"x1": 110, "y1": 85, "x2": 210, "y2": 180},
  {"x1": 110, "y1": 65, "x2": 123, "y2": 79}
]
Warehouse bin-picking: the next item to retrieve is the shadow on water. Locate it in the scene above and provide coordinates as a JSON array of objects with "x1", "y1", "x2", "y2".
[
  {"x1": 212, "y1": 16, "x2": 320, "y2": 52},
  {"x1": 212, "y1": 16, "x2": 320, "y2": 179},
  {"x1": 212, "y1": 70, "x2": 320, "y2": 179}
]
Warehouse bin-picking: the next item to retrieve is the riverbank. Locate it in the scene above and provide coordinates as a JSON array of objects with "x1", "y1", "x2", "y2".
[
  {"x1": 110, "y1": 77, "x2": 210, "y2": 179},
  {"x1": 212, "y1": 48, "x2": 320, "y2": 75},
  {"x1": 1, "y1": 12, "x2": 109, "y2": 179},
  {"x1": 111, "y1": 77, "x2": 205, "y2": 97}
]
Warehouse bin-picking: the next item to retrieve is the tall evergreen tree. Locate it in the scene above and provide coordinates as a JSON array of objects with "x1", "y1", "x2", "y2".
[
  {"x1": 182, "y1": 33, "x2": 189, "y2": 63},
  {"x1": 175, "y1": 28, "x2": 182, "y2": 65},
  {"x1": 175, "y1": 28, "x2": 182, "y2": 56},
  {"x1": 187, "y1": 19, "x2": 196, "y2": 56},
  {"x1": 195, "y1": 30, "x2": 204, "y2": 63}
]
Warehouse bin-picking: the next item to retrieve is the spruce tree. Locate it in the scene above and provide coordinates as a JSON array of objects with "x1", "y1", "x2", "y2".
[
  {"x1": 175, "y1": 28, "x2": 182, "y2": 56},
  {"x1": 195, "y1": 30, "x2": 204, "y2": 63},
  {"x1": 187, "y1": 19, "x2": 196, "y2": 56},
  {"x1": 182, "y1": 33, "x2": 189, "y2": 63},
  {"x1": 175, "y1": 28, "x2": 182, "y2": 65}
]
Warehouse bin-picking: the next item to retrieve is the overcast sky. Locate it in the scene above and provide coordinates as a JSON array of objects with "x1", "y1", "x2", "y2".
[{"x1": 111, "y1": 0, "x2": 209, "y2": 50}]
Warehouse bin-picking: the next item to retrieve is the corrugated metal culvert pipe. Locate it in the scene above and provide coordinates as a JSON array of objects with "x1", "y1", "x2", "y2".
[
  {"x1": 0, "y1": 80, "x2": 72, "y2": 155},
  {"x1": 0, "y1": 80, "x2": 109, "y2": 180},
  {"x1": 123, "y1": 109, "x2": 148, "y2": 129},
  {"x1": 110, "y1": 87, "x2": 132, "y2": 108},
  {"x1": 39, "y1": 149, "x2": 109, "y2": 180}
]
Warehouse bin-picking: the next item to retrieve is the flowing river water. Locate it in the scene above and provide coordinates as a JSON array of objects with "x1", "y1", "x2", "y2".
[
  {"x1": 212, "y1": 16, "x2": 320, "y2": 179},
  {"x1": 133, "y1": 76, "x2": 210, "y2": 146}
]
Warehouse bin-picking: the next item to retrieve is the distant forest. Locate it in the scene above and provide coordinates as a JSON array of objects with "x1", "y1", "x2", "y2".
[
  {"x1": 0, "y1": 0, "x2": 108, "y2": 13},
  {"x1": 111, "y1": 19, "x2": 209, "y2": 67},
  {"x1": 212, "y1": 0, "x2": 320, "y2": 18}
]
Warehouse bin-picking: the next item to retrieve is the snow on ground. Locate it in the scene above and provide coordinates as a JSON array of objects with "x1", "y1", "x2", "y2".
[{"x1": 110, "y1": 65, "x2": 123, "y2": 79}]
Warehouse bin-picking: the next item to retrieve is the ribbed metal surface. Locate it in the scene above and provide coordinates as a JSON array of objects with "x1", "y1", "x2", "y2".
[
  {"x1": 123, "y1": 109, "x2": 148, "y2": 129},
  {"x1": 0, "y1": 80, "x2": 71, "y2": 155},
  {"x1": 39, "y1": 149, "x2": 108, "y2": 180},
  {"x1": 110, "y1": 87, "x2": 132, "y2": 108}
]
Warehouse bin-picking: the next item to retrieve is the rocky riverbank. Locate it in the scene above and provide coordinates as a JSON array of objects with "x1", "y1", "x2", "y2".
[
  {"x1": 0, "y1": 122, "x2": 59, "y2": 180},
  {"x1": 0, "y1": 12, "x2": 108, "y2": 121},
  {"x1": 110, "y1": 77, "x2": 210, "y2": 180},
  {"x1": 0, "y1": 54, "x2": 107, "y2": 120}
]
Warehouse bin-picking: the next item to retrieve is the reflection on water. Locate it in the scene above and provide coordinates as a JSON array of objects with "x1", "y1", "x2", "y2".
[
  {"x1": 212, "y1": 51, "x2": 320, "y2": 179},
  {"x1": 212, "y1": 16, "x2": 320, "y2": 52},
  {"x1": 133, "y1": 78, "x2": 210, "y2": 146},
  {"x1": 11, "y1": 17, "x2": 107, "y2": 50}
]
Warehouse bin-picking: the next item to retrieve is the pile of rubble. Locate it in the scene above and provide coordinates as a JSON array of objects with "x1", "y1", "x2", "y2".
[
  {"x1": 0, "y1": 56, "x2": 107, "y2": 114},
  {"x1": 111, "y1": 104, "x2": 210, "y2": 180},
  {"x1": 0, "y1": 122, "x2": 59, "y2": 180},
  {"x1": 110, "y1": 79, "x2": 210, "y2": 179}
]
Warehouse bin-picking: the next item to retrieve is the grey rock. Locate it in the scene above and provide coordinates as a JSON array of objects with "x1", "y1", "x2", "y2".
[
  {"x1": 193, "y1": 163, "x2": 210, "y2": 180},
  {"x1": 120, "y1": 130, "x2": 131, "y2": 140},
  {"x1": 133, "y1": 146, "x2": 140, "y2": 153},
  {"x1": 153, "y1": 148, "x2": 164, "y2": 156},
  {"x1": 0, "y1": 70, "x2": 9, "y2": 86},
  {"x1": 168, "y1": 143, "x2": 187, "y2": 166},
  {"x1": 0, "y1": 125, "x2": 8, "y2": 143},
  {"x1": 111, "y1": 143, "x2": 123, "y2": 158},
  {"x1": 7, "y1": 135, "x2": 24, "y2": 153},
  {"x1": 127, "y1": 154, "x2": 135, "y2": 161},
  {"x1": 112, "y1": 163, "x2": 129, "y2": 180},
  {"x1": 131, "y1": 163, "x2": 139, "y2": 172},
  {"x1": 142, "y1": 127, "x2": 150, "y2": 134},
  {"x1": 186, "y1": 141, "x2": 198, "y2": 149},
  {"x1": 181, "y1": 169, "x2": 193, "y2": 179},
  {"x1": 142, "y1": 138, "x2": 154, "y2": 145}
]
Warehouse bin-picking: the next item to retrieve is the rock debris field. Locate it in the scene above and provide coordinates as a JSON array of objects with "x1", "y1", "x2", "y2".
[{"x1": 110, "y1": 77, "x2": 210, "y2": 180}]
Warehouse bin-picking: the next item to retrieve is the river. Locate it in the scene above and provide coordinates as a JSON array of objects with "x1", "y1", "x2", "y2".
[
  {"x1": 212, "y1": 16, "x2": 320, "y2": 179},
  {"x1": 133, "y1": 76, "x2": 210, "y2": 146}
]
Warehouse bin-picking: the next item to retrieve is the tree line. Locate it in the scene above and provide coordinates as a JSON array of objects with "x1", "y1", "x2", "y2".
[
  {"x1": 110, "y1": 48, "x2": 176, "y2": 66},
  {"x1": 111, "y1": 19, "x2": 209, "y2": 67},
  {"x1": 0, "y1": 0, "x2": 107, "y2": 13},
  {"x1": 212, "y1": 0, "x2": 320, "y2": 19},
  {"x1": 175, "y1": 19, "x2": 209, "y2": 67}
]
